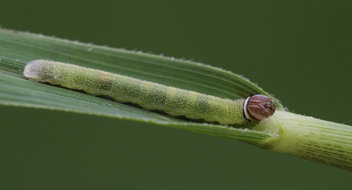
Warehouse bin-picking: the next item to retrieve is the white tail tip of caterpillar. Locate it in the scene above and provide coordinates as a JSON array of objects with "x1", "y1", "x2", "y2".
[
  {"x1": 243, "y1": 95, "x2": 275, "y2": 121},
  {"x1": 23, "y1": 59, "x2": 45, "y2": 81}
]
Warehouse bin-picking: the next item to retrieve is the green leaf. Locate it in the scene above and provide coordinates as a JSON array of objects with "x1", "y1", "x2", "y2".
[
  {"x1": 2, "y1": 28, "x2": 352, "y2": 171},
  {"x1": 0, "y1": 28, "x2": 282, "y2": 145}
]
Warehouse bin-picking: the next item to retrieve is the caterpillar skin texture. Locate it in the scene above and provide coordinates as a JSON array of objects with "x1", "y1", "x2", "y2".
[{"x1": 23, "y1": 60, "x2": 275, "y2": 125}]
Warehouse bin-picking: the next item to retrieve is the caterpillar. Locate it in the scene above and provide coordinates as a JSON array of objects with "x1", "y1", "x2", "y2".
[{"x1": 23, "y1": 60, "x2": 275, "y2": 125}]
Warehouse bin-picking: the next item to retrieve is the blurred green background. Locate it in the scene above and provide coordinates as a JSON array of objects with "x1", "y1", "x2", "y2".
[{"x1": 1, "y1": 0, "x2": 352, "y2": 189}]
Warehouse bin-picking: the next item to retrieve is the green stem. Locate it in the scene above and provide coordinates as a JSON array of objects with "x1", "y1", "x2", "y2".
[{"x1": 254, "y1": 110, "x2": 352, "y2": 171}]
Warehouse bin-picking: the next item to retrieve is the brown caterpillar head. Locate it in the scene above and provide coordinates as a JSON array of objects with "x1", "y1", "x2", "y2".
[{"x1": 243, "y1": 95, "x2": 275, "y2": 121}]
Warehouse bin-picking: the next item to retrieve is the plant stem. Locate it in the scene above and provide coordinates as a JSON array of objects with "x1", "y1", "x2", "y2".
[{"x1": 253, "y1": 110, "x2": 352, "y2": 171}]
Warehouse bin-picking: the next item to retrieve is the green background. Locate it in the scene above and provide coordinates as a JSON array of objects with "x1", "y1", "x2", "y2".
[{"x1": 1, "y1": 0, "x2": 352, "y2": 189}]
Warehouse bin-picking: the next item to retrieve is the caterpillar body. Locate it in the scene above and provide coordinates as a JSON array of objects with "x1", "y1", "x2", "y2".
[{"x1": 23, "y1": 60, "x2": 275, "y2": 125}]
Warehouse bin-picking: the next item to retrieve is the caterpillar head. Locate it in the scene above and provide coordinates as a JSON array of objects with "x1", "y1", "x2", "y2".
[{"x1": 243, "y1": 95, "x2": 275, "y2": 121}]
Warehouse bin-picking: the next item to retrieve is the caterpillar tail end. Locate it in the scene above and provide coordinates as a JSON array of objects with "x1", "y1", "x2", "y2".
[{"x1": 23, "y1": 59, "x2": 46, "y2": 82}]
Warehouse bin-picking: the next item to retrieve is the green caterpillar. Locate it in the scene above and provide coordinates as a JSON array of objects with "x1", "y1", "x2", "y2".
[{"x1": 23, "y1": 60, "x2": 275, "y2": 125}]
